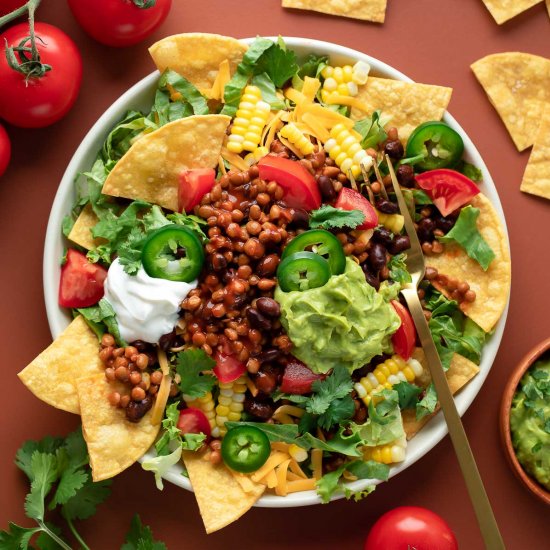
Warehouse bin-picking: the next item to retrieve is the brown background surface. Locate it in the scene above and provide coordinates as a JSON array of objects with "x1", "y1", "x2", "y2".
[{"x1": 1, "y1": 1, "x2": 549, "y2": 549}]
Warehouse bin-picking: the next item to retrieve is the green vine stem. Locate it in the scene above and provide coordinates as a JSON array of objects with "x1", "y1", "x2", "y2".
[{"x1": 132, "y1": 0, "x2": 156, "y2": 7}]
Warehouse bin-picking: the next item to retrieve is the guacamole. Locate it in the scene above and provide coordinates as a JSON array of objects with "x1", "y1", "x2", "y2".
[
  {"x1": 275, "y1": 258, "x2": 401, "y2": 374},
  {"x1": 510, "y1": 357, "x2": 550, "y2": 490}
]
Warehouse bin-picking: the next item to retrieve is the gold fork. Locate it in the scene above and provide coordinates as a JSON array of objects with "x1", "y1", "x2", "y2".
[{"x1": 381, "y1": 156, "x2": 505, "y2": 549}]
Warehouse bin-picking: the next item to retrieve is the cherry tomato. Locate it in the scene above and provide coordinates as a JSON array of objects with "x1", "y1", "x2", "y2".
[
  {"x1": 0, "y1": 124, "x2": 11, "y2": 178},
  {"x1": 177, "y1": 407, "x2": 211, "y2": 438},
  {"x1": 0, "y1": 0, "x2": 26, "y2": 17},
  {"x1": 280, "y1": 358, "x2": 322, "y2": 394},
  {"x1": 67, "y1": 0, "x2": 172, "y2": 47},
  {"x1": 258, "y1": 155, "x2": 321, "y2": 210},
  {"x1": 334, "y1": 187, "x2": 378, "y2": 229},
  {"x1": 415, "y1": 169, "x2": 479, "y2": 218},
  {"x1": 213, "y1": 351, "x2": 246, "y2": 384},
  {"x1": 365, "y1": 506, "x2": 458, "y2": 550},
  {"x1": 0, "y1": 23, "x2": 82, "y2": 128},
  {"x1": 179, "y1": 168, "x2": 216, "y2": 213},
  {"x1": 391, "y1": 300, "x2": 416, "y2": 360},
  {"x1": 58, "y1": 249, "x2": 108, "y2": 308}
]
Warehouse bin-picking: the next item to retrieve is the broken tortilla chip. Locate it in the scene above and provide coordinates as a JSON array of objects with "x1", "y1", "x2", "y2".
[
  {"x1": 77, "y1": 374, "x2": 160, "y2": 481},
  {"x1": 471, "y1": 52, "x2": 550, "y2": 151},
  {"x1": 149, "y1": 33, "x2": 247, "y2": 91},
  {"x1": 481, "y1": 0, "x2": 543, "y2": 24},
  {"x1": 68, "y1": 204, "x2": 102, "y2": 250},
  {"x1": 183, "y1": 451, "x2": 265, "y2": 534},
  {"x1": 402, "y1": 348, "x2": 480, "y2": 439},
  {"x1": 101, "y1": 115, "x2": 231, "y2": 211},
  {"x1": 18, "y1": 316, "x2": 103, "y2": 414},
  {"x1": 521, "y1": 102, "x2": 550, "y2": 199},
  {"x1": 282, "y1": 0, "x2": 386, "y2": 23},
  {"x1": 426, "y1": 194, "x2": 510, "y2": 333},
  {"x1": 351, "y1": 77, "x2": 452, "y2": 141}
]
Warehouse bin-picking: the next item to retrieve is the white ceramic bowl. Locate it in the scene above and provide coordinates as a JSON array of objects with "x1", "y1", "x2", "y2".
[{"x1": 43, "y1": 37, "x2": 510, "y2": 507}]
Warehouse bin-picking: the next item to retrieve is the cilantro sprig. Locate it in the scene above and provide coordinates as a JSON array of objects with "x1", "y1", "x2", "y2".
[
  {"x1": 176, "y1": 348, "x2": 216, "y2": 399},
  {"x1": 308, "y1": 205, "x2": 365, "y2": 231}
]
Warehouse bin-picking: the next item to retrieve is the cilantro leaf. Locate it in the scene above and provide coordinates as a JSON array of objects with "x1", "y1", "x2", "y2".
[
  {"x1": 393, "y1": 381, "x2": 422, "y2": 409},
  {"x1": 24, "y1": 452, "x2": 59, "y2": 521},
  {"x1": 438, "y1": 206, "x2": 495, "y2": 270},
  {"x1": 15, "y1": 437, "x2": 63, "y2": 482},
  {"x1": 0, "y1": 523, "x2": 40, "y2": 549},
  {"x1": 255, "y1": 42, "x2": 298, "y2": 88},
  {"x1": 49, "y1": 467, "x2": 88, "y2": 509},
  {"x1": 176, "y1": 349, "x2": 216, "y2": 399},
  {"x1": 387, "y1": 253, "x2": 412, "y2": 285},
  {"x1": 61, "y1": 474, "x2": 111, "y2": 521},
  {"x1": 309, "y1": 205, "x2": 365, "y2": 230},
  {"x1": 416, "y1": 383, "x2": 438, "y2": 420},
  {"x1": 308, "y1": 366, "x2": 354, "y2": 416},
  {"x1": 121, "y1": 514, "x2": 167, "y2": 550},
  {"x1": 316, "y1": 394, "x2": 356, "y2": 431},
  {"x1": 298, "y1": 53, "x2": 328, "y2": 79}
]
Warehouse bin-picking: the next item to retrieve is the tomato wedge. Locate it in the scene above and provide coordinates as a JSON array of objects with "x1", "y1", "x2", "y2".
[
  {"x1": 258, "y1": 155, "x2": 321, "y2": 210},
  {"x1": 213, "y1": 351, "x2": 246, "y2": 383},
  {"x1": 59, "y1": 249, "x2": 108, "y2": 308},
  {"x1": 334, "y1": 188, "x2": 378, "y2": 229},
  {"x1": 280, "y1": 358, "x2": 322, "y2": 394},
  {"x1": 415, "y1": 169, "x2": 479, "y2": 217},
  {"x1": 390, "y1": 300, "x2": 416, "y2": 360},
  {"x1": 177, "y1": 407, "x2": 211, "y2": 438},
  {"x1": 179, "y1": 168, "x2": 216, "y2": 213}
]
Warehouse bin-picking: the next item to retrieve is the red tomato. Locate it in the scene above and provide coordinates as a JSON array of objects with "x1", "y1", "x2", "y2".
[
  {"x1": 0, "y1": 0, "x2": 26, "y2": 17},
  {"x1": 280, "y1": 358, "x2": 322, "y2": 394},
  {"x1": 213, "y1": 351, "x2": 246, "y2": 384},
  {"x1": 365, "y1": 506, "x2": 458, "y2": 550},
  {"x1": 67, "y1": 0, "x2": 172, "y2": 47},
  {"x1": 59, "y1": 249, "x2": 108, "y2": 308},
  {"x1": 179, "y1": 168, "x2": 216, "y2": 213},
  {"x1": 391, "y1": 300, "x2": 416, "y2": 360},
  {"x1": 258, "y1": 155, "x2": 321, "y2": 210},
  {"x1": 0, "y1": 23, "x2": 82, "y2": 128},
  {"x1": 177, "y1": 407, "x2": 211, "y2": 438},
  {"x1": 415, "y1": 169, "x2": 479, "y2": 217},
  {"x1": 334, "y1": 187, "x2": 378, "y2": 229},
  {"x1": 0, "y1": 124, "x2": 10, "y2": 178}
]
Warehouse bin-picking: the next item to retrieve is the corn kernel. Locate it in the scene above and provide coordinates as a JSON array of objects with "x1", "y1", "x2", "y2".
[
  {"x1": 352, "y1": 61, "x2": 370, "y2": 85},
  {"x1": 343, "y1": 65, "x2": 353, "y2": 80},
  {"x1": 323, "y1": 77, "x2": 337, "y2": 92},
  {"x1": 321, "y1": 65, "x2": 334, "y2": 78},
  {"x1": 333, "y1": 66, "x2": 344, "y2": 83}
]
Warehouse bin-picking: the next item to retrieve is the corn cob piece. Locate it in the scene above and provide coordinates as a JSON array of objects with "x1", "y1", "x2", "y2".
[
  {"x1": 214, "y1": 374, "x2": 247, "y2": 437},
  {"x1": 354, "y1": 355, "x2": 423, "y2": 406},
  {"x1": 183, "y1": 391, "x2": 216, "y2": 434},
  {"x1": 279, "y1": 123, "x2": 315, "y2": 156},
  {"x1": 320, "y1": 61, "x2": 371, "y2": 103},
  {"x1": 324, "y1": 123, "x2": 373, "y2": 179},
  {"x1": 363, "y1": 436, "x2": 407, "y2": 464},
  {"x1": 227, "y1": 86, "x2": 271, "y2": 154}
]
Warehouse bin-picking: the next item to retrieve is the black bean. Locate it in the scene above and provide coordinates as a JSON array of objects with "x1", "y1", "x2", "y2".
[
  {"x1": 388, "y1": 235, "x2": 411, "y2": 254},
  {"x1": 368, "y1": 242, "x2": 387, "y2": 271},
  {"x1": 132, "y1": 340, "x2": 152, "y2": 353},
  {"x1": 375, "y1": 198, "x2": 399, "y2": 214},
  {"x1": 317, "y1": 174, "x2": 336, "y2": 201},
  {"x1": 289, "y1": 207, "x2": 309, "y2": 228},
  {"x1": 244, "y1": 397, "x2": 275, "y2": 420},
  {"x1": 384, "y1": 140, "x2": 404, "y2": 160},
  {"x1": 257, "y1": 255, "x2": 280, "y2": 277},
  {"x1": 372, "y1": 227, "x2": 393, "y2": 247},
  {"x1": 246, "y1": 307, "x2": 272, "y2": 330},
  {"x1": 256, "y1": 297, "x2": 281, "y2": 318},
  {"x1": 396, "y1": 164, "x2": 415, "y2": 187},
  {"x1": 362, "y1": 264, "x2": 380, "y2": 290},
  {"x1": 254, "y1": 366, "x2": 279, "y2": 395},
  {"x1": 256, "y1": 348, "x2": 281, "y2": 364},
  {"x1": 125, "y1": 397, "x2": 153, "y2": 423},
  {"x1": 417, "y1": 218, "x2": 436, "y2": 242},
  {"x1": 435, "y1": 216, "x2": 455, "y2": 233},
  {"x1": 159, "y1": 329, "x2": 177, "y2": 352}
]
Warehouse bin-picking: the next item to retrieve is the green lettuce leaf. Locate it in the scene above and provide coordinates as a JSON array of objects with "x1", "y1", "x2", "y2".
[
  {"x1": 250, "y1": 73, "x2": 286, "y2": 110},
  {"x1": 416, "y1": 383, "x2": 438, "y2": 420},
  {"x1": 158, "y1": 69, "x2": 209, "y2": 116},
  {"x1": 354, "y1": 110, "x2": 388, "y2": 149}
]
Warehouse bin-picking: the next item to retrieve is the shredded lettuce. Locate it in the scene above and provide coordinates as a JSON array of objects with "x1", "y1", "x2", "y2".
[
  {"x1": 354, "y1": 110, "x2": 389, "y2": 148},
  {"x1": 158, "y1": 69, "x2": 209, "y2": 116},
  {"x1": 416, "y1": 383, "x2": 438, "y2": 420},
  {"x1": 76, "y1": 298, "x2": 125, "y2": 346}
]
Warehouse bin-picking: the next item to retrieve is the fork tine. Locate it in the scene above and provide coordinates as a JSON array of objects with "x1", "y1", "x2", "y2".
[{"x1": 372, "y1": 161, "x2": 389, "y2": 200}]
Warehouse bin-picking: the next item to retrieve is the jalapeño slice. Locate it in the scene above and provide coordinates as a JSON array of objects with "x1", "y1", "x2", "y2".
[
  {"x1": 277, "y1": 251, "x2": 331, "y2": 292},
  {"x1": 221, "y1": 425, "x2": 271, "y2": 473},
  {"x1": 281, "y1": 229, "x2": 346, "y2": 275},
  {"x1": 141, "y1": 224, "x2": 204, "y2": 282},
  {"x1": 406, "y1": 121, "x2": 464, "y2": 171}
]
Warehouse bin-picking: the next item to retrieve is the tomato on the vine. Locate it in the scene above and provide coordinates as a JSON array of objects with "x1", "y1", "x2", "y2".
[
  {"x1": 67, "y1": 0, "x2": 172, "y2": 47},
  {"x1": 0, "y1": 124, "x2": 11, "y2": 178},
  {"x1": 364, "y1": 506, "x2": 458, "y2": 550},
  {"x1": 0, "y1": 23, "x2": 82, "y2": 128}
]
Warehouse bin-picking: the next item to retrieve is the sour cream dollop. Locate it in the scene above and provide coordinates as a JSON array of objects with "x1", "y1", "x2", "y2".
[{"x1": 103, "y1": 258, "x2": 197, "y2": 343}]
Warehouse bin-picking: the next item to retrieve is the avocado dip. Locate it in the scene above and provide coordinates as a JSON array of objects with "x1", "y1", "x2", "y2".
[
  {"x1": 510, "y1": 357, "x2": 550, "y2": 491},
  {"x1": 274, "y1": 257, "x2": 401, "y2": 374}
]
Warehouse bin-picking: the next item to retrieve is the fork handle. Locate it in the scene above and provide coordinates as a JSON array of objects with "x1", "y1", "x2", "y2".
[{"x1": 401, "y1": 288, "x2": 505, "y2": 549}]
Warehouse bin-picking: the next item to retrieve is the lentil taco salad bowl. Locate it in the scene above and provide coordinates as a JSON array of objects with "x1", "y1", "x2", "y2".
[{"x1": 26, "y1": 35, "x2": 510, "y2": 532}]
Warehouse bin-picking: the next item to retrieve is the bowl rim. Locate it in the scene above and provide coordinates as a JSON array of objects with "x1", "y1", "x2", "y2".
[
  {"x1": 500, "y1": 337, "x2": 550, "y2": 506},
  {"x1": 42, "y1": 35, "x2": 511, "y2": 508}
]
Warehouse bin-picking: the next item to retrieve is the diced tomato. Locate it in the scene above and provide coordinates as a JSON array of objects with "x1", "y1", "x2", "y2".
[
  {"x1": 258, "y1": 155, "x2": 321, "y2": 210},
  {"x1": 213, "y1": 351, "x2": 246, "y2": 384},
  {"x1": 177, "y1": 407, "x2": 211, "y2": 438},
  {"x1": 391, "y1": 300, "x2": 416, "y2": 360},
  {"x1": 280, "y1": 358, "x2": 322, "y2": 394},
  {"x1": 58, "y1": 249, "x2": 107, "y2": 308},
  {"x1": 178, "y1": 168, "x2": 216, "y2": 213},
  {"x1": 415, "y1": 169, "x2": 479, "y2": 217},
  {"x1": 334, "y1": 187, "x2": 378, "y2": 229}
]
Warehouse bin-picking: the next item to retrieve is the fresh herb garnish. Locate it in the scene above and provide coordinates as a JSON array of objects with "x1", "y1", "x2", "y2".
[
  {"x1": 309, "y1": 205, "x2": 365, "y2": 230},
  {"x1": 393, "y1": 380, "x2": 423, "y2": 409},
  {"x1": 176, "y1": 348, "x2": 217, "y2": 399},
  {"x1": 121, "y1": 514, "x2": 167, "y2": 550},
  {"x1": 387, "y1": 253, "x2": 412, "y2": 285}
]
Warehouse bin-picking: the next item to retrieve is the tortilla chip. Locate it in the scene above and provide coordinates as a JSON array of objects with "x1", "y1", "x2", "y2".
[
  {"x1": 547, "y1": 0, "x2": 550, "y2": 18},
  {"x1": 426, "y1": 194, "x2": 510, "y2": 333},
  {"x1": 282, "y1": 0, "x2": 386, "y2": 23},
  {"x1": 402, "y1": 348, "x2": 480, "y2": 439},
  {"x1": 351, "y1": 77, "x2": 452, "y2": 141},
  {"x1": 149, "y1": 34, "x2": 247, "y2": 91},
  {"x1": 521, "y1": 102, "x2": 550, "y2": 199},
  {"x1": 471, "y1": 53, "x2": 550, "y2": 151},
  {"x1": 18, "y1": 316, "x2": 103, "y2": 414},
  {"x1": 183, "y1": 451, "x2": 265, "y2": 533},
  {"x1": 102, "y1": 115, "x2": 231, "y2": 211},
  {"x1": 480, "y1": 0, "x2": 542, "y2": 24},
  {"x1": 68, "y1": 204, "x2": 103, "y2": 250},
  {"x1": 77, "y1": 374, "x2": 160, "y2": 481}
]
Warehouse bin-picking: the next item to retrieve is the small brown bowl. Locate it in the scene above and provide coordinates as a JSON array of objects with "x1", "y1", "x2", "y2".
[{"x1": 500, "y1": 337, "x2": 550, "y2": 506}]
